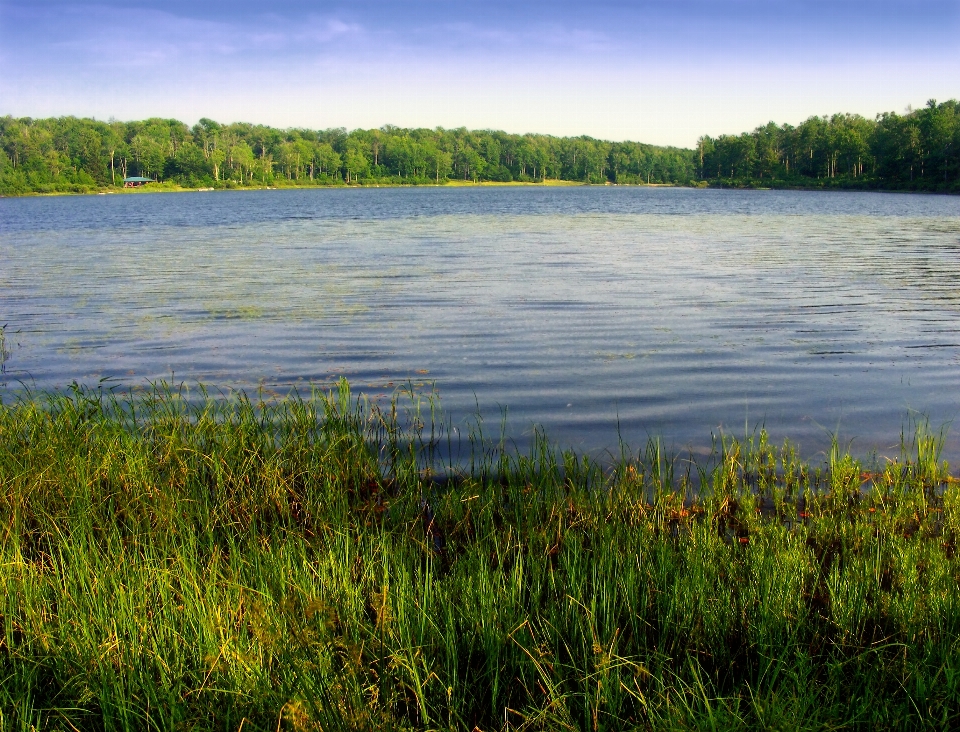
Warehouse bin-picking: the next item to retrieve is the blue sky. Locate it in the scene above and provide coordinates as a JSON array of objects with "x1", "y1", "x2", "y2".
[{"x1": 1, "y1": 1, "x2": 958, "y2": 147}]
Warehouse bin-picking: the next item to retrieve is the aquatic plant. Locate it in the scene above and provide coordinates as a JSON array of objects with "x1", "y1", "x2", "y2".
[{"x1": 1, "y1": 381, "x2": 958, "y2": 729}]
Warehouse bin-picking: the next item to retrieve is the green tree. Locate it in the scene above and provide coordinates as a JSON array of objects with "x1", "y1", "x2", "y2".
[
  {"x1": 315, "y1": 143, "x2": 341, "y2": 178},
  {"x1": 424, "y1": 142, "x2": 452, "y2": 182},
  {"x1": 230, "y1": 141, "x2": 256, "y2": 184},
  {"x1": 170, "y1": 141, "x2": 210, "y2": 183},
  {"x1": 344, "y1": 143, "x2": 369, "y2": 182}
]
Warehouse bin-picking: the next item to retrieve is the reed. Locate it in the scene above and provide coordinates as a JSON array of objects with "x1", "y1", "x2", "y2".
[{"x1": 1, "y1": 381, "x2": 958, "y2": 730}]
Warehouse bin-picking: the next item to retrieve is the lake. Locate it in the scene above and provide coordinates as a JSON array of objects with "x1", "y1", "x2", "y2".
[{"x1": 2, "y1": 186, "x2": 960, "y2": 462}]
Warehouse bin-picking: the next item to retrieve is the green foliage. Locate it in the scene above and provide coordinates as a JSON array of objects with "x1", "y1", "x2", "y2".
[
  {"x1": 698, "y1": 100, "x2": 960, "y2": 191},
  {"x1": 1, "y1": 383, "x2": 959, "y2": 729},
  {"x1": 2, "y1": 103, "x2": 958, "y2": 195},
  {"x1": 0, "y1": 116, "x2": 695, "y2": 194}
]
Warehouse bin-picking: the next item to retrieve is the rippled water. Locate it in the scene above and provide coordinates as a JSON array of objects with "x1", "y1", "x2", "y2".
[{"x1": 3, "y1": 187, "x2": 960, "y2": 461}]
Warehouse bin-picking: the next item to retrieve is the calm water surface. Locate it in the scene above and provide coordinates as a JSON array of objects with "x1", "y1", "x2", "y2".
[{"x1": 3, "y1": 187, "x2": 960, "y2": 461}]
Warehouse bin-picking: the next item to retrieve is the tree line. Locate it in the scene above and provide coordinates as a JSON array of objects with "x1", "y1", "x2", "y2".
[
  {"x1": 697, "y1": 99, "x2": 960, "y2": 192},
  {"x1": 0, "y1": 116, "x2": 693, "y2": 194},
  {"x1": 1, "y1": 100, "x2": 958, "y2": 195}
]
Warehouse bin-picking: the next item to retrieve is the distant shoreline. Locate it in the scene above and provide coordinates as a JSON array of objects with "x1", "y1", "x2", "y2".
[
  {"x1": 2, "y1": 178, "x2": 685, "y2": 198},
  {"x1": 4, "y1": 180, "x2": 958, "y2": 199},
  {"x1": 4, "y1": 104, "x2": 958, "y2": 196}
]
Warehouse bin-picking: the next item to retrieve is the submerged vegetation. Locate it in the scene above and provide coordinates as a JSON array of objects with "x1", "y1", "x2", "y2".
[
  {"x1": 2, "y1": 100, "x2": 959, "y2": 195},
  {"x1": 2, "y1": 381, "x2": 960, "y2": 729}
]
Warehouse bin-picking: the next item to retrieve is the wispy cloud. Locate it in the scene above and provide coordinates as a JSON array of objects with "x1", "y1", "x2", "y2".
[
  {"x1": 6, "y1": 1, "x2": 957, "y2": 70},
  {"x1": 1, "y1": 0, "x2": 958, "y2": 146},
  {"x1": 3, "y1": 3, "x2": 366, "y2": 67},
  {"x1": 300, "y1": 16, "x2": 364, "y2": 44},
  {"x1": 414, "y1": 20, "x2": 610, "y2": 54}
]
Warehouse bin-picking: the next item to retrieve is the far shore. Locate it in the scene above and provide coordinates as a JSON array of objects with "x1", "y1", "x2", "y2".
[
  {"x1": 5, "y1": 178, "x2": 679, "y2": 198},
  {"x1": 5, "y1": 179, "x2": 957, "y2": 199}
]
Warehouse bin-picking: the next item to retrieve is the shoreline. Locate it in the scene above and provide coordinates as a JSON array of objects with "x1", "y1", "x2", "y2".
[
  {"x1": 2, "y1": 178, "x2": 651, "y2": 198},
  {"x1": 4, "y1": 178, "x2": 957, "y2": 199},
  {"x1": 2, "y1": 382, "x2": 958, "y2": 728}
]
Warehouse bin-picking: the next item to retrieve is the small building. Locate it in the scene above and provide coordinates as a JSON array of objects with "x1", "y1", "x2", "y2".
[{"x1": 122, "y1": 176, "x2": 155, "y2": 188}]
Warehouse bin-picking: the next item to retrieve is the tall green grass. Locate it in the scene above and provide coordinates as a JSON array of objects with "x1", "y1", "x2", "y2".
[{"x1": 1, "y1": 381, "x2": 959, "y2": 730}]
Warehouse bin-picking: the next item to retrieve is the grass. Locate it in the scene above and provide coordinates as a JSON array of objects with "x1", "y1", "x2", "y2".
[
  {"x1": 16, "y1": 177, "x2": 600, "y2": 198},
  {"x1": 1, "y1": 380, "x2": 959, "y2": 730}
]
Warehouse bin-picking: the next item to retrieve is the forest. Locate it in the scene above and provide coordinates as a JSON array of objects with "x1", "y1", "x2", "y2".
[
  {"x1": 697, "y1": 99, "x2": 960, "y2": 192},
  {"x1": 0, "y1": 99, "x2": 958, "y2": 194},
  {"x1": 0, "y1": 117, "x2": 693, "y2": 194}
]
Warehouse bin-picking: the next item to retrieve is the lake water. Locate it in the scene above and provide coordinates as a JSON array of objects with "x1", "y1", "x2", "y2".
[{"x1": 3, "y1": 186, "x2": 960, "y2": 463}]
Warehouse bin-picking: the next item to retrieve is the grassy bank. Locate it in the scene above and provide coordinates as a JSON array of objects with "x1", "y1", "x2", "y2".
[
  {"x1": 4, "y1": 177, "x2": 600, "y2": 198},
  {"x1": 705, "y1": 176, "x2": 960, "y2": 194},
  {"x1": 2, "y1": 382, "x2": 959, "y2": 730}
]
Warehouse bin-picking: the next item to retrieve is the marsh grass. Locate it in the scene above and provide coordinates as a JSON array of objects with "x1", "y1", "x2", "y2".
[
  {"x1": 0, "y1": 325, "x2": 11, "y2": 376},
  {"x1": 1, "y1": 380, "x2": 959, "y2": 730}
]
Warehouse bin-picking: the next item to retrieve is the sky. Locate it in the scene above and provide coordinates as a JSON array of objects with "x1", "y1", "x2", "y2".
[{"x1": 1, "y1": 1, "x2": 958, "y2": 147}]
